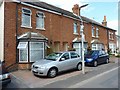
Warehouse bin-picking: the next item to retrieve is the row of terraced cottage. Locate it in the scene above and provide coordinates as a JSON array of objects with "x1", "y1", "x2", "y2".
[{"x1": 0, "y1": 1, "x2": 117, "y2": 70}]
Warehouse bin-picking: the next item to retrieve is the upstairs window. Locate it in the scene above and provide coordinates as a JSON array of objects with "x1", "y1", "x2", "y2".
[
  {"x1": 73, "y1": 22, "x2": 78, "y2": 34},
  {"x1": 21, "y1": 8, "x2": 32, "y2": 27},
  {"x1": 36, "y1": 12, "x2": 45, "y2": 29},
  {"x1": 109, "y1": 32, "x2": 114, "y2": 40},
  {"x1": 92, "y1": 25, "x2": 95, "y2": 37},
  {"x1": 96, "y1": 28, "x2": 99, "y2": 37}
]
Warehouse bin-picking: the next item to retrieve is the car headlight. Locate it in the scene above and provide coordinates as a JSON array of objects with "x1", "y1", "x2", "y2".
[
  {"x1": 87, "y1": 58, "x2": 93, "y2": 62},
  {"x1": 0, "y1": 73, "x2": 10, "y2": 80},
  {"x1": 39, "y1": 66, "x2": 46, "y2": 70}
]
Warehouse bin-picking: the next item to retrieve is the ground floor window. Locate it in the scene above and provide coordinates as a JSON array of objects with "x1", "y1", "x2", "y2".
[
  {"x1": 17, "y1": 41, "x2": 44, "y2": 63},
  {"x1": 17, "y1": 42, "x2": 28, "y2": 62},
  {"x1": 109, "y1": 43, "x2": 116, "y2": 54},
  {"x1": 92, "y1": 44, "x2": 103, "y2": 50},
  {"x1": 73, "y1": 43, "x2": 87, "y2": 57},
  {"x1": 30, "y1": 42, "x2": 44, "y2": 62}
]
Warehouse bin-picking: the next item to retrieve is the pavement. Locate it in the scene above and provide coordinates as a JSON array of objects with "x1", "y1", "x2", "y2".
[{"x1": 5, "y1": 56, "x2": 119, "y2": 88}]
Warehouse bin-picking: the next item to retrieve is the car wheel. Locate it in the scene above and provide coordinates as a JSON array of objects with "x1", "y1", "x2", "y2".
[
  {"x1": 93, "y1": 61, "x2": 97, "y2": 67},
  {"x1": 77, "y1": 63, "x2": 82, "y2": 71},
  {"x1": 48, "y1": 68, "x2": 57, "y2": 78},
  {"x1": 106, "y1": 58, "x2": 109, "y2": 64}
]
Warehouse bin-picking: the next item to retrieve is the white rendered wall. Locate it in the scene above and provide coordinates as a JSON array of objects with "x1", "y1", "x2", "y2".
[{"x1": 0, "y1": 2, "x2": 4, "y2": 61}]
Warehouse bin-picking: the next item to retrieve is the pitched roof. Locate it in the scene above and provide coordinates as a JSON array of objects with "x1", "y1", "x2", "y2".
[
  {"x1": 25, "y1": 2, "x2": 79, "y2": 19},
  {"x1": 23, "y1": 2, "x2": 116, "y2": 31},
  {"x1": 17, "y1": 32, "x2": 48, "y2": 40}
]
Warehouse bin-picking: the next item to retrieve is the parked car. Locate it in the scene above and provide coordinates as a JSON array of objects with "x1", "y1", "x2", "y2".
[
  {"x1": 85, "y1": 50, "x2": 109, "y2": 67},
  {"x1": 31, "y1": 51, "x2": 82, "y2": 78},
  {"x1": 0, "y1": 61, "x2": 11, "y2": 86}
]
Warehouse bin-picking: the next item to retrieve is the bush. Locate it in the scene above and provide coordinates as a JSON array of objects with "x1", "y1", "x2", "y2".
[{"x1": 115, "y1": 53, "x2": 120, "y2": 58}]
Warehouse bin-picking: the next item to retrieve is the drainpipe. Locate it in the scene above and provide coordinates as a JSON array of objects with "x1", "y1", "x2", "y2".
[
  {"x1": 16, "y1": 2, "x2": 19, "y2": 64},
  {"x1": 107, "y1": 29, "x2": 109, "y2": 53}
]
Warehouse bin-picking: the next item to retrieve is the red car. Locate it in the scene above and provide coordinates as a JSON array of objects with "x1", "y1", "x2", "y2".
[{"x1": 0, "y1": 61, "x2": 11, "y2": 86}]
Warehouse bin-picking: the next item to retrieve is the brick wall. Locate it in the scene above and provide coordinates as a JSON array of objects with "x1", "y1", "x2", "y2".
[
  {"x1": 4, "y1": 2, "x2": 17, "y2": 67},
  {"x1": 4, "y1": 2, "x2": 116, "y2": 69}
]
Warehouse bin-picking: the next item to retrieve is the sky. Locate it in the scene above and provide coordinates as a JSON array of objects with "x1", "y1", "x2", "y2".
[{"x1": 39, "y1": 0, "x2": 118, "y2": 34}]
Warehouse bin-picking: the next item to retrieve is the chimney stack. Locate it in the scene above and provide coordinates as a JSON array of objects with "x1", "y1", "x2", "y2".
[
  {"x1": 102, "y1": 16, "x2": 107, "y2": 26},
  {"x1": 72, "y1": 4, "x2": 80, "y2": 16}
]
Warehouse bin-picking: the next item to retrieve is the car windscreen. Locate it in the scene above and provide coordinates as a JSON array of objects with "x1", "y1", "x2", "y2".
[
  {"x1": 45, "y1": 53, "x2": 62, "y2": 61},
  {"x1": 85, "y1": 51, "x2": 98, "y2": 56}
]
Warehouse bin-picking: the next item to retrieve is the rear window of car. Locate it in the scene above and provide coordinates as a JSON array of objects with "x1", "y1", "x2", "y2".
[{"x1": 70, "y1": 52, "x2": 79, "y2": 58}]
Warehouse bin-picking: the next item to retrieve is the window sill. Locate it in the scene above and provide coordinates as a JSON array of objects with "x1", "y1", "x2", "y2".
[
  {"x1": 96, "y1": 36, "x2": 99, "y2": 38},
  {"x1": 73, "y1": 33, "x2": 79, "y2": 35},
  {"x1": 21, "y1": 25, "x2": 32, "y2": 29},
  {"x1": 92, "y1": 36, "x2": 95, "y2": 38},
  {"x1": 36, "y1": 28, "x2": 46, "y2": 30},
  {"x1": 19, "y1": 61, "x2": 28, "y2": 63}
]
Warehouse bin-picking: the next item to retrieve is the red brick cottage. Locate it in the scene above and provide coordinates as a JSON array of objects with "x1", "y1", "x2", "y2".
[{"x1": 0, "y1": 1, "x2": 116, "y2": 70}]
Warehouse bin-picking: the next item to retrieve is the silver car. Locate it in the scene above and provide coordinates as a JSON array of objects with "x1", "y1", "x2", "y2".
[{"x1": 31, "y1": 51, "x2": 82, "y2": 78}]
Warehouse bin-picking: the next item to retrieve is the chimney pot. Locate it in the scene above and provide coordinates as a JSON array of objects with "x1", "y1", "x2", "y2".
[
  {"x1": 72, "y1": 4, "x2": 80, "y2": 16},
  {"x1": 102, "y1": 15, "x2": 107, "y2": 26}
]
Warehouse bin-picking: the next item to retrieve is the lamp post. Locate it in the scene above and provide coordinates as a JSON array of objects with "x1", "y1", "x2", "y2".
[{"x1": 79, "y1": 4, "x2": 88, "y2": 74}]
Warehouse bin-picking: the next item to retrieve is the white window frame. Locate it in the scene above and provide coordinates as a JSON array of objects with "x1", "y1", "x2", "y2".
[
  {"x1": 96, "y1": 27, "x2": 99, "y2": 38},
  {"x1": 111, "y1": 33, "x2": 114, "y2": 40},
  {"x1": 92, "y1": 25, "x2": 95, "y2": 37},
  {"x1": 92, "y1": 44, "x2": 97, "y2": 50},
  {"x1": 73, "y1": 22, "x2": 78, "y2": 34},
  {"x1": 21, "y1": 8, "x2": 32, "y2": 28},
  {"x1": 29, "y1": 42, "x2": 44, "y2": 62},
  {"x1": 17, "y1": 42, "x2": 28, "y2": 49},
  {"x1": 18, "y1": 42, "x2": 28, "y2": 63},
  {"x1": 109, "y1": 32, "x2": 114, "y2": 40},
  {"x1": 36, "y1": 11, "x2": 45, "y2": 30}
]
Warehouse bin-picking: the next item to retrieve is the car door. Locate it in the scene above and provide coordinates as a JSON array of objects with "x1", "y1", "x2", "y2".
[
  {"x1": 98, "y1": 51, "x2": 104, "y2": 64},
  {"x1": 58, "y1": 52, "x2": 71, "y2": 72},
  {"x1": 70, "y1": 52, "x2": 81, "y2": 69},
  {"x1": 101, "y1": 51, "x2": 108, "y2": 63}
]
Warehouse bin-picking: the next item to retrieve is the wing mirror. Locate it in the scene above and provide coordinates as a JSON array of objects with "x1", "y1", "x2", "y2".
[{"x1": 60, "y1": 58, "x2": 65, "y2": 61}]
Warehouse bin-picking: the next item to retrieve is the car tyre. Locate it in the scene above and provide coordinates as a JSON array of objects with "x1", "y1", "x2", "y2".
[
  {"x1": 48, "y1": 68, "x2": 57, "y2": 78},
  {"x1": 93, "y1": 61, "x2": 97, "y2": 67},
  {"x1": 106, "y1": 58, "x2": 109, "y2": 64},
  {"x1": 77, "y1": 63, "x2": 82, "y2": 71}
]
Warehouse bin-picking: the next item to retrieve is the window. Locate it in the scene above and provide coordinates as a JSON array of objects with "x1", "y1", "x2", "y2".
[
  {"x1": 17, "y1": 42, "x2": 28, "y2": 62},
  {"x1": 109, "y1": 43, "x2": 116, "y2": 54},
  {"x1": 92, "y1": 25, "x2": 95, "y2": 37},
  {"x1": 21, "y1": 8, "x2": 32, "y2": 27},
  {"x1": 109, "y1": 32, "x2": 114, "y2": 40},
  {"x1": 70, "y1": 52, "x2": 79, "y2": 58},
  {"x1": 17, "y1": 42, "x2": 28, "y2": 49},
  {"x1": 92, "y1": 44, "x2": 103, "y2": 50},
  {"x1": 73, "y1": 22, "x2": 78, "y2": 34},
  {"x1": 96, "y1": 28, "x2": 99, "y2": 37},
  {"x1": 92, "y1": 44, "x2": 97, "y2": 50},
  {"x1": 30, "y1": 42, "x2": 44, "y2": 62},
  {"x1": 61, "y1": 53, "x2": 69, "y2": 60},
  {"x1": 36, "y1": 12, "x2": 45, "y2": 29}
]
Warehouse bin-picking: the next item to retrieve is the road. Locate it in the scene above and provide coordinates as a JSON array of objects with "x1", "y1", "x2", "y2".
[{"x1": 70, "y1": 66, "x2": 119, "y2": 88}]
